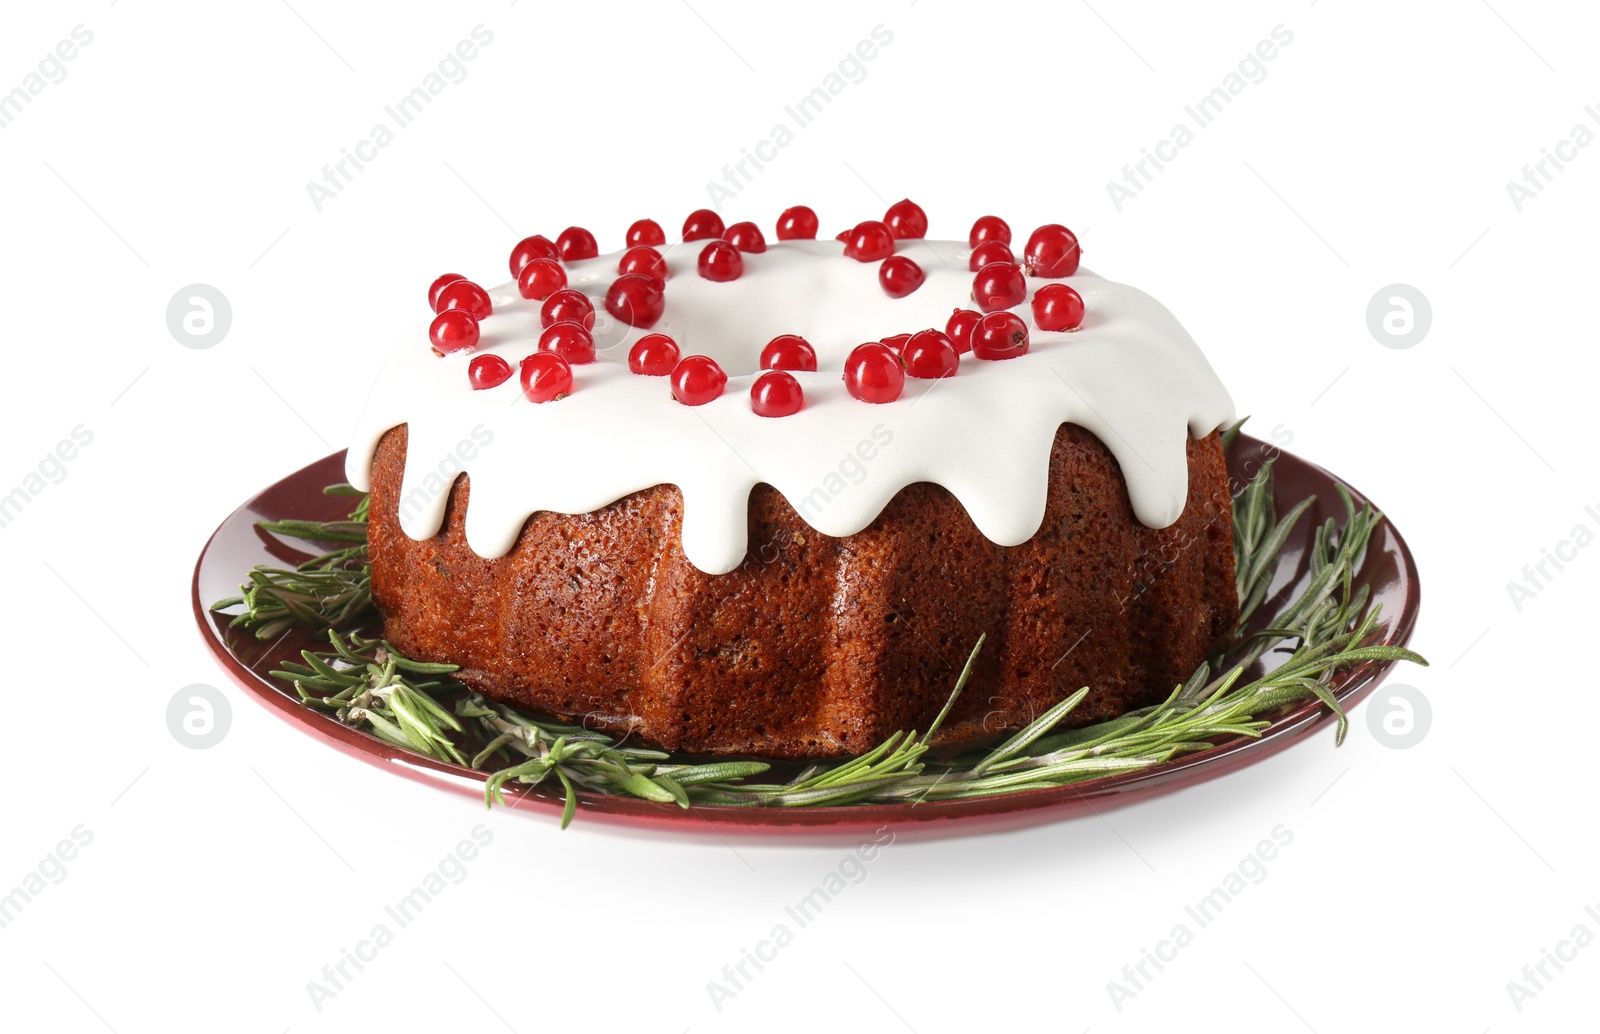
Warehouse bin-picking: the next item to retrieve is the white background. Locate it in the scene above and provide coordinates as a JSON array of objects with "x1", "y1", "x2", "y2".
[{"x1": 1, "y1": 1, "x2": 1595, "y2": 1030}]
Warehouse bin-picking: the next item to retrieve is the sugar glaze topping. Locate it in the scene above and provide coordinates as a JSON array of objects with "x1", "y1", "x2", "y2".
[{"x1": 347, "y1": 238, "x2": 1235, "y2": 575}]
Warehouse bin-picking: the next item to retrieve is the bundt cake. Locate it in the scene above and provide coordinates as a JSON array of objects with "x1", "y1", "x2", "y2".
[{"x1": 346, "y1": 204, "x2": 1239, "y2": 760}]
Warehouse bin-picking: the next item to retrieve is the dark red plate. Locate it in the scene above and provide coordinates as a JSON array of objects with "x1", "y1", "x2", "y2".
[{"x1": 192, "y1": 435, "x2": 1420, "y2": 837}]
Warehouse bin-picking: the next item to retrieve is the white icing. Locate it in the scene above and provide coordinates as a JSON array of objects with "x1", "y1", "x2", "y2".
[{"x1": 347, "y1": 239, "x2": 1236, "y2": 575}]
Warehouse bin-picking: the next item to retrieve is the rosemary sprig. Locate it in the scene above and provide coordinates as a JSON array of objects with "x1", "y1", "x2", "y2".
[
  {"x1": 212, "y1": 447, "x2": 1426, "y2": 824},
  {"x1": 272, "y1": 631, "x2": 470, "y2": 766},
  {"x1": 211, "y1": 486, "x2": 372, "y2": 640}
]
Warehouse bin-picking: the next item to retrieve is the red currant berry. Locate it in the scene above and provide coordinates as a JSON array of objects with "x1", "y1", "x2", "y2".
[
  {"x1": 973, "y1": 261, "x2": 1026, "y2": 312},
  {"x1": 468, "y1": 353, "x2": 512, "y2": 390},
  {"x1": 843, "y1": 220, "x2": 895, "y2": 262},
  {"x1": 750, "y1": 370, "x2": 804, "y2": 417},
  {"x1": 670, "y1": 355, "x2": 728, "y2": 406},
  {"x1": 834, "y1": 229, "x2": 851, "y2": 242},
  {"x1": 1023, "y1": 224, "x2": 1081, "y2": 278},
  {"x1": 968, "y1": 239, "x2": 1014, "y2": 272},
  {"x1": 429, "y1": 309, "x2": 479, "y2": 355},
  {"x1": 435, "y1": 280, "x2": 492, "y2": 319},
  {"x1": 883, "y1": 199, "x2": 928, "y2": 239},
  {"x1": 969, "y1": 215, "x2": 1011, "y2": 248},
  {"x1": 429, "y1": 273, "x2": 466, "y2": 310},
  {"x1": 509, "y1": 236, "x2": 559, "y2": 278},
  {"x1": 879, "y1": 255, "x2": 925, "y2": 298},
  {"x1": 946, "y1": 308, "x2": 982, "y2": 355},
  {"x1": 776, "y1": 205, "x2": 819, "y2": 240},
  {"x1": 682, "y1": 209, "x2": 725, "y2": 242},
  {"x1": 724, "y1": 221, "x2": 767, "y2": 253},
  {"x1": 629, "y1": 333, "x2": 680, "y2": 375},
  {"x1": 617, "y1": 245, "x2": 668, "y2": 280},
  {"x1": 880, "y1": 333, "x2": 913, "y2": 356},
  {"x1": 540, "y1": 289, "x2": 595, "y2": 330},
  {"x1": 760, "y1": 334, "x2": 817, "y2": 372},
  {"x1": 698, "y1": 240, "x2": 744, "y2": 282},
  {"x1": 626, "y1": 218, "x2": 666, "y2": 247},
  {"x1": 517, "y1": 258, "x2": 567, "y2": 301},
  {"x1": 538, "y1": 320, "x2": 595, "y2": 364},
  {"x1": 520, "y1": 351, "x2": 573, "y2": 402},
  {"x1": 556, "y1": 226, "x2": 599, "y2": 262},
  {"x1": 843, "y1": 342, "x2": 905, "y2": 403},
  {"x1": 972, "y1": 311, "x2": 1030, "y2": 360},
  {"x1": 604, "y1": 273, "x2": 666, "y2": 329},
  {"x1": 1032, "y1": 283, "x2": 1085, "y2": 332},
  {"x1": 903, "y1": 329, "x2": 959, "y2": 379}
]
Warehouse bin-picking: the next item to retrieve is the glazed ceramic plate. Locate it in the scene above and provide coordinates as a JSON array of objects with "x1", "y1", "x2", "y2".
[{"x1": 192, "y1": 435, "x2": 1420, "y2": 835}]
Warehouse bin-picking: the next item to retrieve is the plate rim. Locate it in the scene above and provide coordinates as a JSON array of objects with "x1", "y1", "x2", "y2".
[{"x1": 191, "y1": 436, "x2": 1422, "y2": 836}]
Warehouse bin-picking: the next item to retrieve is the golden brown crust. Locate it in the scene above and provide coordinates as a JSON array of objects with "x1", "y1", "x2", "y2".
[{"x1": 366, "y1": 423, "x2": 1238, "y2": 759}]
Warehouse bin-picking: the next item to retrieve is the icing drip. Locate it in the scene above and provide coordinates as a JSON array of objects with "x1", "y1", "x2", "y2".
[{"x1": 347, "y1": 239, "x2": 1236, "y2": 575}]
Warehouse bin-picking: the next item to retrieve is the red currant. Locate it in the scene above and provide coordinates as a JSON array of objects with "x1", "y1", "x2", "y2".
[
  {"x1": 760, "y1": 334, "x2": 817, "y2": 372},
  {"x1": 520, "y1": 351, "x2": 573, "y2": 402},
  {"x1": 618, "y1": 245, "x2": 668, "y2": 280},
  {"x1": 968, "y1": 239, "x2": 1014, "y2": 272},
  {"x1": 946, "y1": 308, "x2": 981, "y2": 354},
  {"x1": 724, "y1": 221, "x2": 767, "y2": 253},
  {"x1": 604, "y1": 273, "x2": 666, "y2": 329},
  {"x1": 517, "y1": 258, "x2": 567, "y2": 301},
  {"x1": 468, "y1": 353, "x2": 512, "y2": 389},
  {"x1": 776, "y1": 205, "x2": 819, "y2": 240},
  {"x1": 834, "y1": 229, "x2": 851, "y2": 242},
  {"x1": 1023, "y1": 224, "x2": 1081, "y2": 278},
  {"x1": 972, "y1": 311, "x2": 1029, "y2": 360},
  {"x1": 972, "y1": 262, "x2": 1026, "y2": 312},
  {"x1": 883, "y1": 199, "x2": 928, "y2": 239},
  {"x1": 1032, "y1": 283, "x2": 1085, "y2": 331},
  {"x1": 429, "y1": 273, "x2": 465, "y2": 310},
  {"x1": 843, "y1": 342, "x2": 905, "y2": 403},
  {"x1": 682, "y1": 209, "x2": 725, "y2": 242},
  {"x1": 670, "y1": 355, "x2": 728, "y2": 406},
  {"x1": 538, "y1": 320, "x2": 595, "y2": 364},
  {"x1": 880, "y1": 332, "x2": 913, "y2": 356},
  {"x1": 843, "y1": 220, "x2": 895, "y2": 262},
  {"x1": 698, "y1": 240, "x2": 744, "y2": 282},
  {"x1": 540, "y1": 289, "x2": 595, "y2": 330},
  {"x1": 435, "y1": 280, "x2": 492, "y2": 319},
  {"x1": 557, "y1": 226, "x2": 599, "y2": 262},
  {"x1": 879, "y1": 255, "x2": 925, "y2": 298},
  {"x1": 903, "y1": 329, "x2": 959, "y2": 379},
  {"x1": 629, "y1": 333, "x2": 680, "y2": 376},
  {"x1": 626, "y1": 218, "x2": 666, "y2": 247},
  {"x1": 429, "y1": 309, "x2": 480, "y2": 355},
  {"x1": 509, "y1": 235, "x2": 559, "y2": 278},
  {"x1": 969, "y1": 215, "x2": 1011, "y2": 248},
  {"x1": 751, "y1": 370, "x2": 803, "y2": 417}
]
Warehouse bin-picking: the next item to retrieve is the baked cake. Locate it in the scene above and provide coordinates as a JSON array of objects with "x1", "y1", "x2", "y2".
[{"x1": 346, "y1": 203, "x2": 1239, "y2": 760}]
